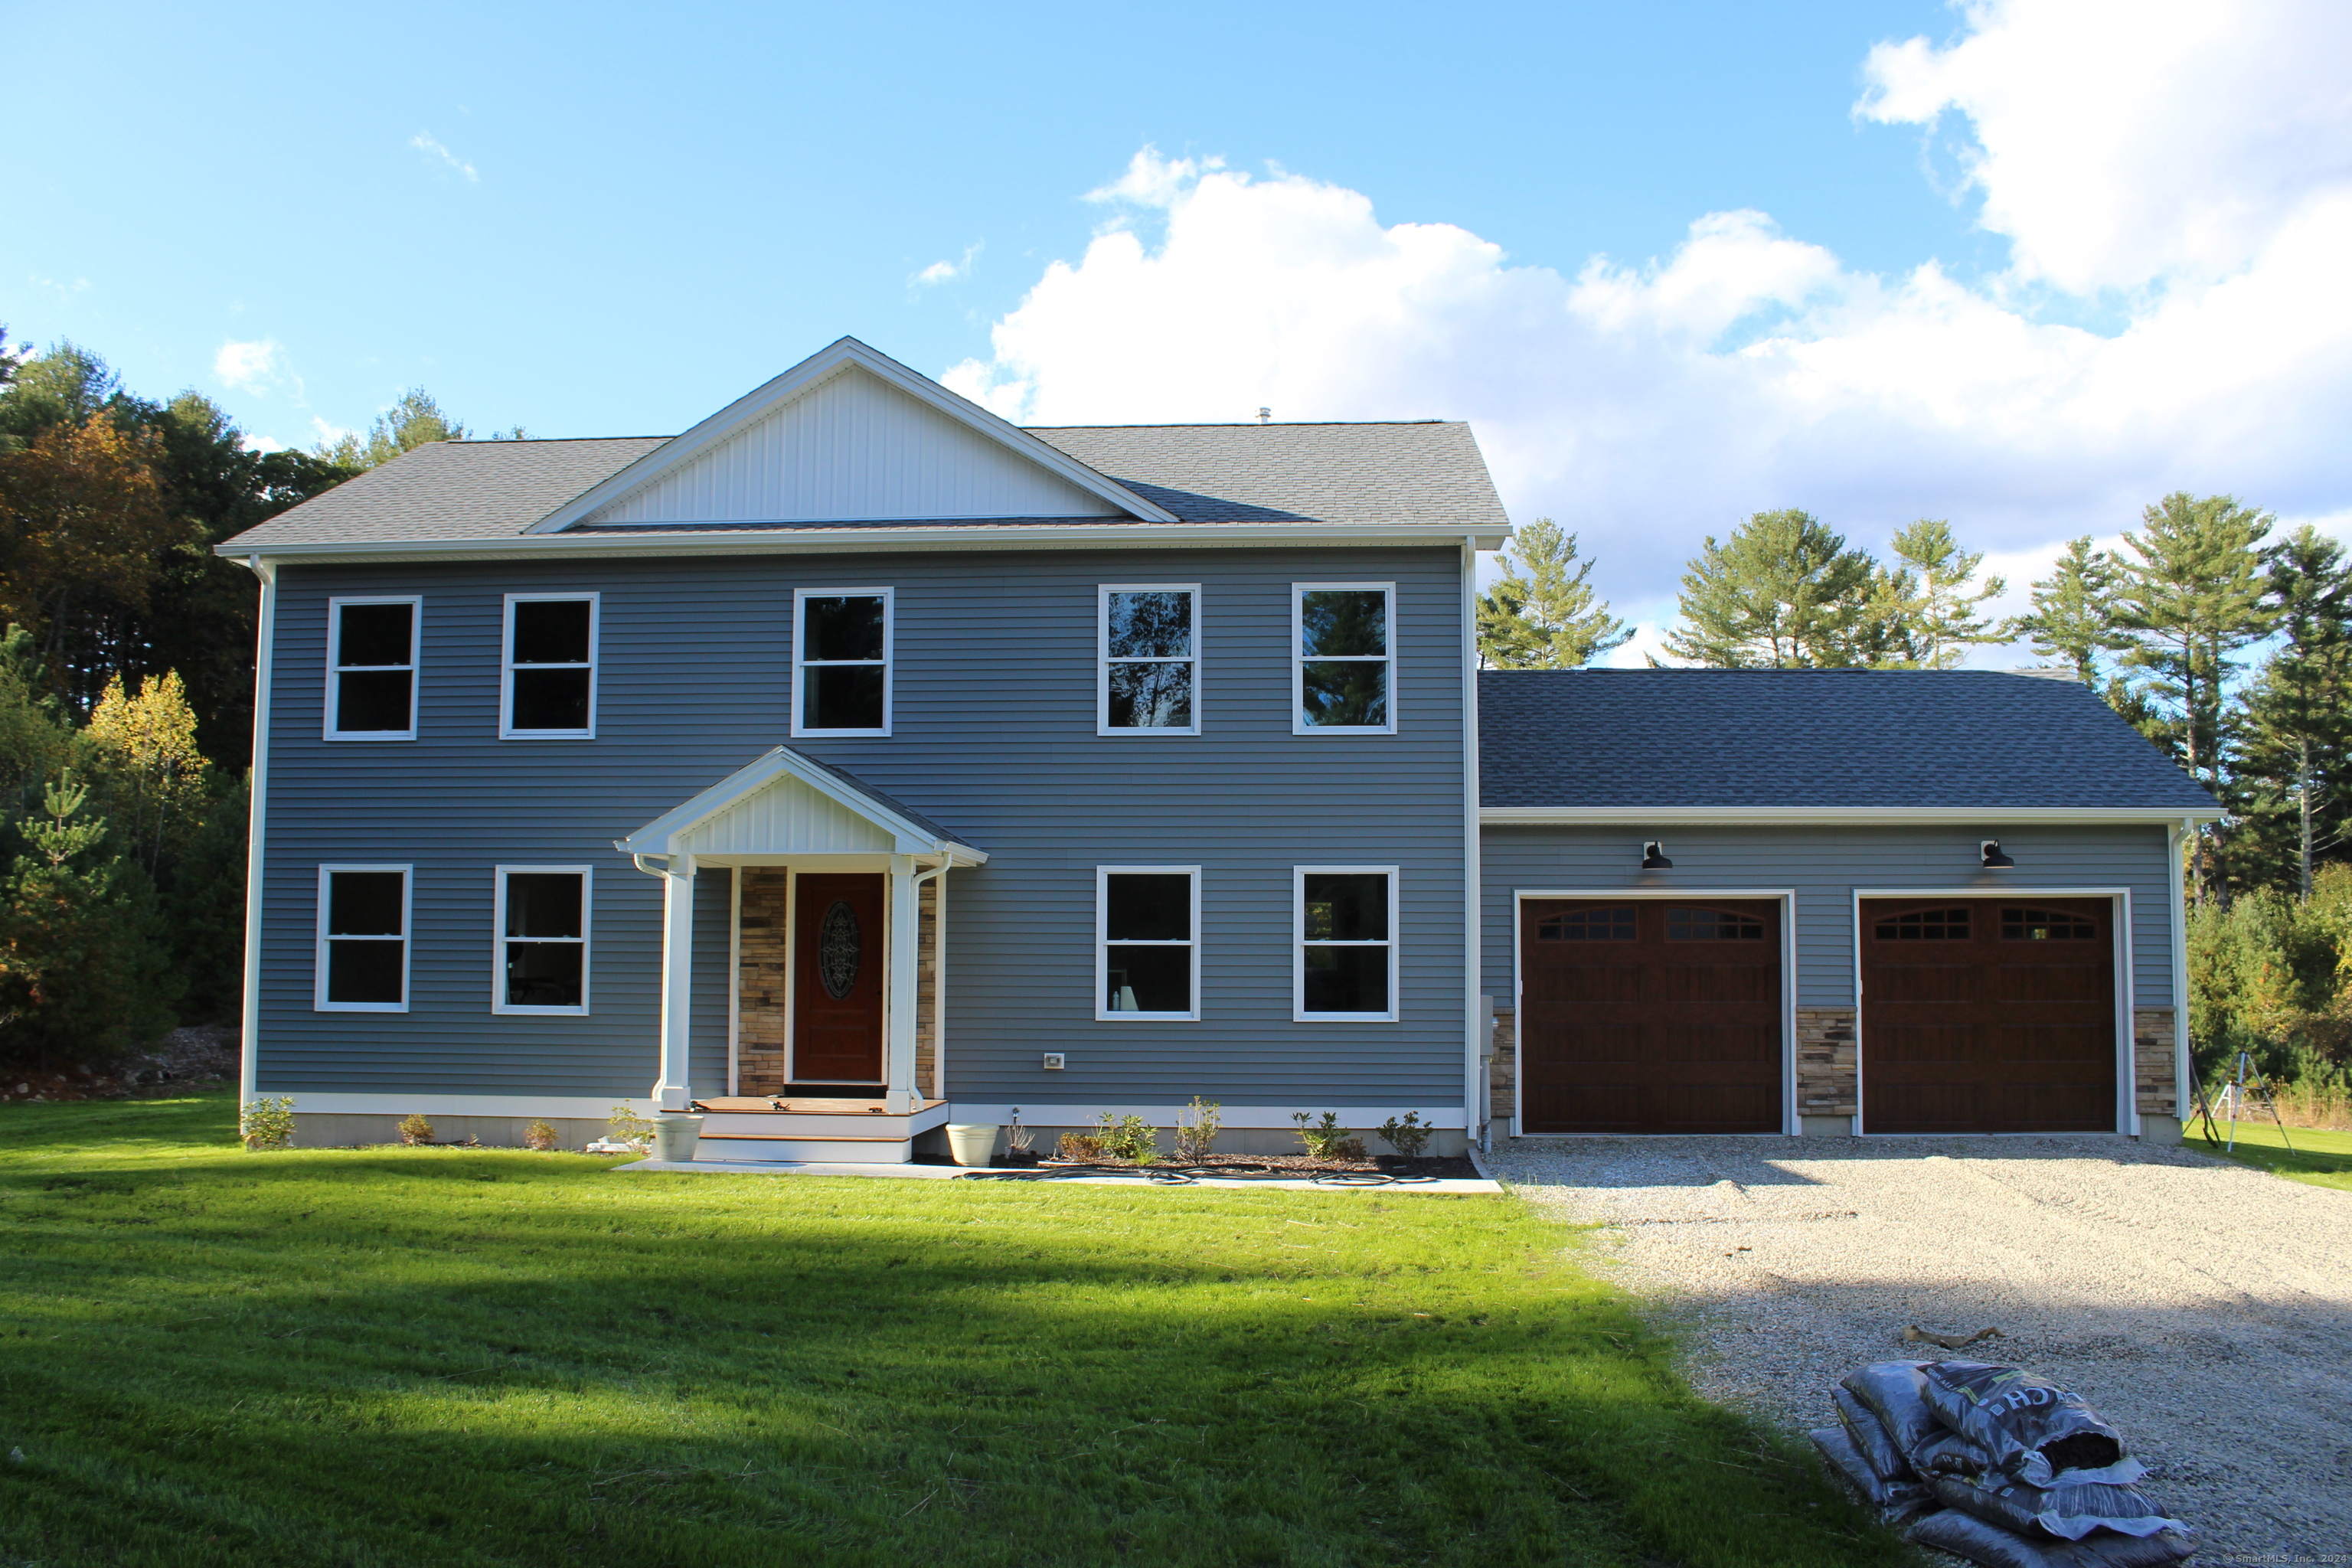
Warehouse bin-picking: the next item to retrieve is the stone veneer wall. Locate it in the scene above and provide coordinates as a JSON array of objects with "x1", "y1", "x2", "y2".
[
  {"x1": 2133, "y1": 1007, "x2": 2177, "y2": 1120},
  {"x1": 736, "y1": 869, "x2": 790, "y2": 1094},
  {"x1": 1795, "y1": 1007, "x2": 1858, "y2": 1121},
  {"x1": 1488, "y1": 1007, "x2": 1515, "y2": 1125}
]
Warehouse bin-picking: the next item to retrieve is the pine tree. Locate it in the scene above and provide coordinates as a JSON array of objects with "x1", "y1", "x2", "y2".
[
  {"x1": 2233, "y1": 528, "x2": 2352, "y2": 900},
  {"x1": 2017, "y1": 537, "x2": 2131, "y2": 684},
  {"x1": 1659, "y1": 509, "x2": 1877, "y2": 668},
  {"x1": 312, "y1": 388, "x2": 470, "y2": 469},
  {"x1": 1864, "y1": 518, "x2": 2011, "y2": 668},
  {"x1": 1475, "y1": 518, "x2": 1628, "y2": 668}
]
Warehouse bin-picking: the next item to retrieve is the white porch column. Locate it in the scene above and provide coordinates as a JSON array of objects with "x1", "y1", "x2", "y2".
[
  {"x1": 653, "y1": 855, "x2": 697, "y2": 1112},
  {"x1": 885, "y1": 854, "x2": 920, "y2": 1112}
]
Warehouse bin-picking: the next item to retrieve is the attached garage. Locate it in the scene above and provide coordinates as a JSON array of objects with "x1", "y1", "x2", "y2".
[{"x1": 1858, "y1": 897, "x2": 2117, "y2": 1133}]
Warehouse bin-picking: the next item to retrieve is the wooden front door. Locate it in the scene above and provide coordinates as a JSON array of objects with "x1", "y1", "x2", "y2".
[
  {"x1": 1519, "y1": 900, "x2": 1782, "y2": 1134},
  {"x1": 1860, "y1": 898, "x2": 2116, "y2": 1133},
  {"x1": 792, "y1": 874, "x2": 884, "y2": 1084}
]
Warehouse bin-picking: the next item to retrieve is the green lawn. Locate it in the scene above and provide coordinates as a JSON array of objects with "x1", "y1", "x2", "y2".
[
  {"x1": 2186, "y1": 1117, "x2": 2352, "y2": 1192},
  {"x1": 0, "y1": 1093, "x2": 1903, "y2": 1568}
]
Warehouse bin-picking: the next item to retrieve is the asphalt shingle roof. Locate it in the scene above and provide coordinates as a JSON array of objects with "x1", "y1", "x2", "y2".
[
  {"x1": 221, "y1": 420, "x2": 1505, "y2": 550},
  {"x1": 1479, "y1": 668, "x2": 2218, "y2": 812}
]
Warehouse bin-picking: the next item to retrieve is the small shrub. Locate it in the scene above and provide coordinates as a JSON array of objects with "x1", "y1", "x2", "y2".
[
  {"x1": 239, "y1": 1096, "x2": 296, "y2": 1151},
  {"x1": 1056, "y1": 1132, "x2": 1106, "y2": 1161},
  {"x1": 523, "y1": 1119, "x2": 560, "y2": 1152},
  {"x1": 1096, "y1": 1112, "x2": 1158, "y2": 1165},
  {"x1": 397, "y1": 1112, "x2": 434, "y2": 1146},
  {"x1": 1377, "y1": 1111, "x2": 1432, "y2": 1157},
  {"x1": 606, "y1": 1104, "x2": 657, "y2": 1150},
  {"x1": 1291, "y1": 1111, "x2": 1356, "y2": 1159},
  {"x1": 1174, "y1": 1096, "x2": 1221, "y2": 1163}
]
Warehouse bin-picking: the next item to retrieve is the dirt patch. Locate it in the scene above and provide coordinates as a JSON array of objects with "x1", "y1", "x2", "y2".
[
  {"x1": 0, "y1": 1024, "x2": 238, "y2": 1104},
  {"x1": 1486, "y1": 1135, "x2": 2352, "y2": 1568}
]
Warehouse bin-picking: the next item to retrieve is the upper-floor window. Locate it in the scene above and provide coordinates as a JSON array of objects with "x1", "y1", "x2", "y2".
[
  {"x1": 1295, "y1": 867, "x2": 1399, "y2": 1021},
  {"x1": 494, "y1": 865, "x2": 591, "y2": 1014},
  {"x1": 315, "y1": 864, "x2": 410, "y2": 1011},
  {"x1": 1099, "y1": 585, "x2": 1200, "y2": 735},
  {"x1": 1293, "y1": 583, "x2": 1394, "y2": 734},
  {"x1": 502, "y1": 594, "x2": 598, "y2": 739},
  {"x1": 325, "y1": 597, "x2": 419, "y2": 740},
  {"x1": 792, "y1": 589, "x2": 892, "y2": 736},
  {"x1": 1096, "y1": 867, "x2": 1200, "y2": 1020}
]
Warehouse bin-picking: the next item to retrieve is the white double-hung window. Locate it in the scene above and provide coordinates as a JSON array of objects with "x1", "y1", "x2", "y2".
[
  {"x1": 1099, "y1": 585, "x2": 1200, "y2": 734},
  {"x1": 1292, "y1": 583, "x2": 1394, "y2": 733},
  {"x1": 1294, "y1": 866, "x2": 1398, "y2": 1021},
  {"x1": 501, "y1": 594, "x2": 598, "y2": 738},
  {"x1": 325, "y1": 597, "x2": 420, "y2": 740},
  {"x1": 792, "y1": 589, "x2": 893, "y2": 736},
  {"x1": 493, "y1": 866, "x2": 591, "y2": 1015},
  {"x1": 315, "y1": 865, "x2": 412, "y2": 1011},
  {"x1": 1096, "y1": 867, "x2": 1200, "y2": 1021}
]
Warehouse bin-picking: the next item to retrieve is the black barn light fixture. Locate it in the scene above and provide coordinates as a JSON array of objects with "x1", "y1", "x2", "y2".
[
  {"x1": 1641, "y1": 841, "x2": 1674, "y2": 870},
  {"x1": 1980, "y1": 839, "x2": 2015, "y2": 868}
]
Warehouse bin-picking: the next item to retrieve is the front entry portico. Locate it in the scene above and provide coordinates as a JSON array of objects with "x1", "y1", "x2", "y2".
[{"x1": 619, "y1": 747, "x2": 984, "y2": 1133}]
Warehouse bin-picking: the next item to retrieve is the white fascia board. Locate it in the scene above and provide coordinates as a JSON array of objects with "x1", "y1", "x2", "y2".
[
  {"x1": 216, "y1": 521, "x2": 1497, "y2": 566},
  {"x1": 1479, "y1": 805, "x2": 2226, "y2": 825},
  {"x1": 618, "y1": 745, "x2": 987, "y2": 863},
  {"x1": 521, "y1": 338, "x2": 1181, "y2": 532}
]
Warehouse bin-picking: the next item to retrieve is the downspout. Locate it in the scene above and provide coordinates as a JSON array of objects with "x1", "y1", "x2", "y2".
[
  {"x1": 2170, "y1": 818, "x2": 2195, "y2": 1133},
  {"x1": 237, "y1": 557, "x2": 277, "y2": 1114},
  {"x1": 1460, "y1": 539, "x2": 1485, "y2": 1153}
]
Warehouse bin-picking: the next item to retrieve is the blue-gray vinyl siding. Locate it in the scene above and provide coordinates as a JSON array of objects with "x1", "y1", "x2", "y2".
[
  {"x1": 254, "y1": 546, "x2": 1470, "y2": 1109},
  {"x1": 1479, "y1": 823, "x2": 2177, "y2": 1011}
]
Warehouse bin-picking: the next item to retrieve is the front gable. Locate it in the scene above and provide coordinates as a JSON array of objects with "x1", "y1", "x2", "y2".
[
  {"x1": 534, "y1": 338, "x2": 1175, "y2": 531},
  {"x1": 619, "y1": 746, "x2": 985, "y2": 861}
]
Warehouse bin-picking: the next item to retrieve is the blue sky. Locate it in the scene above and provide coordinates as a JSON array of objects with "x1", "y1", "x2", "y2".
[{"x1": 6, "y1": 1, "x2": 2349, "y2": 658}]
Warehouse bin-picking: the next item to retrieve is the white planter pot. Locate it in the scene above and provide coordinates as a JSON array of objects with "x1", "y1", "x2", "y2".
[
  {"x1": 946, "y1": 1123, "x2": 999, "y2": 1167},
  {"x1": 651, "y1": 1115, "x2": 704, "y2": 1162}
]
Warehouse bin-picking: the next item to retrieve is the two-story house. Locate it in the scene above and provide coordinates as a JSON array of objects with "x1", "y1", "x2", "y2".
[{"x1": 220, "y1": 337, "x2": 2217, "y2": 1159}]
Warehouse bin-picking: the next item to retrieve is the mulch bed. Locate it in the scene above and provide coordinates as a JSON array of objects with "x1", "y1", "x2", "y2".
[{"x1": 974, "y1": 1152, "x2": 1480, "y2": 1180}]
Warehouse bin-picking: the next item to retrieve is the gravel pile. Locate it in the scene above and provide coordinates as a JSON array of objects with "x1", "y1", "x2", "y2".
[{"x1": 1484, "y1": 1135, "x2": 2352, "y2": 1567}]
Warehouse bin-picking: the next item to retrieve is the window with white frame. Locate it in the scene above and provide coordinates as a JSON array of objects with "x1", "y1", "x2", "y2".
[
  {"x1": 792, "y1": 590, "x2": 892, "y2": 735},
  {"x1": 1295, "y1": 867, "x2": 1397, "y2": 1021},
  {"x1": 493, "y1": 866, "x2": 591, "y2": 1014},
  {"x1": 315, "y1": 865, "x2": 411, "y2": 1011},
  {"x1": 502, "y1": 595, "x2": 597, "y2": 738},
  {"x1": 1099, "y1": 586, "x2": 1199, "y2": 733},
  {"x1": 325, "y1": 597, "x2": 420, "y2": 740},
  {"x1": 1097, "y1": 867, "x2": 1199, "y2": 1020},
  {"x1": 1293, "y1": 583, "x2": 1393, "y2": 733}
]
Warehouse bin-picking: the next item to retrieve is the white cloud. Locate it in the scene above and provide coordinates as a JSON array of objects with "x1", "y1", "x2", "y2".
[
  {"x1": 911, "y1": 242, "x2": 982, "y2": 288},
  {"x1": 945, "y1": 5, "x2": 2352, "y2": 611},
  {"x1": 213, "y1": 338, "x2": 286, "y2": 392},
  {"x1": 410, "y1": 132, "x2": 479, "y2": 182}
]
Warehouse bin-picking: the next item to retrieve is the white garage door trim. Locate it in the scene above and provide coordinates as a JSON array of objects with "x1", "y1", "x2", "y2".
[
  {"x1": 1849, "y1": 887, "x2": 2135, "y2": 1137},
  {"x1": 1512, "y1": 887, "x2": 1798, "y2": 1136}
]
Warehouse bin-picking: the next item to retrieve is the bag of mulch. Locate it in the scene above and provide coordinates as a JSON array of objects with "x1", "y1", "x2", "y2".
[
  {"x1": 1832, "y1": 1386, "x2": 1914, "y2": 1482},
  {"x1": 1926, "y1": 1473, "x2": 2187, "y2": 1542},
  {"x1": 1907, "y1": 1508, "x2": 2194, "y2": 1567},
  {"x1": 1918, "y1": 1361, "x2": 2145, "y2": 1486},
  {"x1": 1809, "y1": 1426, "x2": 1934, "y2": 1525},
  {"x1": 1841, "y1": 1362, "x2": 1951, "y2": 1468}
]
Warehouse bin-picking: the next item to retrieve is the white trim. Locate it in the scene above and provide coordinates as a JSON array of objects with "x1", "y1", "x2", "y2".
[
  {"x1": 790, "y1": 587, "x2": 894, "y2": 738},
  {"x1": 2170, "y1": 818, "x2": 2194, "y2": 1125},
  {"x1": 932, "y1": 872, "x2": 949, "y2": 1094},
  {"x1": 727, "y1": 868, "x2": 743, "y2": 1096},
  {"x1": 1481, "y1": 805, "x2": 2225, "y2": 825},
  {"x1": 239, "y1": 558, "x2": 277, "y2": 1107},
  {"x1": 490, "y1": 865, "x2": 593, "y2": 1016},
  {"x1": 947, "y1": 1103, "x2": 1468, "y2": 1131},
  {"x1": 275, "y1": 1092, "x2": 655, "y2": 1119},
  {"x1": 1094, "y1": 866, "x2": 1203, "y2": 1022},
  {"x1": 1294, "y1": 865, "x2": 1401, "y2": 1023},
  {"x1": 1292, "y1": 582, "x2": 1397, "y2": 735},
  {"x1": 1509, "y1": 889, "x2": 1799, "y2": 1137},
  {"x1": 223, "y1": 521, "x2": 1511, "y2": 568},
  {"x1": 1850, "y1": 887, "x2": 2135, "y2": 1135},
  {"x1": 499, "y1": 592, "x2": 599, "y2": 740},
  {"x1": 1097, "y1": 583, "x2": 1202, "y2": 737},
  {"x1": 521, "y1": 338, "x2": 1182, "y2": 534},
  {"x1": 322, "y1": 595, "x2": 420, "y2": 742},
  {"x1": 617, "y1": 744, "x2": 985, "y2": 862},
  {"x1": 1459, "y1": 542, "x2": 1483, "y2": 1144},
  {"x1": 314, "y1": 864, "x2": 413, "y2": 1013}
]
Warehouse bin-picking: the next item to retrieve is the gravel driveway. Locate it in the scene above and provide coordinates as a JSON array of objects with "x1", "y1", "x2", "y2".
[{"x1": 1482, "y1": 1135, "x2": 2350, "y2": 1567}]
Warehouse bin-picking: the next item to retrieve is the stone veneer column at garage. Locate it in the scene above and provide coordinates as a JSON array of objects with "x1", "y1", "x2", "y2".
[{"x1": 1795, "y1": 1007, "x2": 1858, "y2": 1134}]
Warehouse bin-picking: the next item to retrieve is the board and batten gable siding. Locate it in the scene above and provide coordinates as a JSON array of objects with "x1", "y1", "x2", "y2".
[
  {"x1": 1479, "y1": 823, "x2": 2177, "y2": 1010},
  {"x1": 255, "y1": 546, "x2": 1470, "y2": 1110}
]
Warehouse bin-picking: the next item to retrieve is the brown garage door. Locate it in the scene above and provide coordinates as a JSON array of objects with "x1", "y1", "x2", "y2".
[
  {"x1": 1860, "y1": 899, "x2": 2116, "y2": 1133},
  {"x1": 1519, "y1": 899, "x2": 1782, "y2": 1134}
]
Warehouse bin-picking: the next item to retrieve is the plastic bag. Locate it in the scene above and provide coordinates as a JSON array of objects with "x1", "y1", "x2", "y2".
[
  {"x1": 1918, "y1": 1361, "x2": 2132, "y2": 1485},
  {"x1": 1907, "y1": 1508, "x2": 2194, "y2": 1567},
  {"x1": 1809, "y1": 1426, "x2": 1933, "y2": 1525},
  {"x1": 1927, "y1": 1473, "x2": 2186, "y2": 1542},
  {"x1": 1841, "y1": 1361, "x2": 1949, "y2": 1466},
  {"x1": 1832, "y1": 1386, "x2": 1914, "y2": 1482}
]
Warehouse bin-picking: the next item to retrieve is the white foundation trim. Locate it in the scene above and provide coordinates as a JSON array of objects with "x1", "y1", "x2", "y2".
[{"x1": 277, "y1": 1094, "x2": 655, "y2": 1118}]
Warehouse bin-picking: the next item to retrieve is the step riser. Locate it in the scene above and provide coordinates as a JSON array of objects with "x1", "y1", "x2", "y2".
[{"x1": 696, "y1": 1139, "x2": 913, "y2": 1165}]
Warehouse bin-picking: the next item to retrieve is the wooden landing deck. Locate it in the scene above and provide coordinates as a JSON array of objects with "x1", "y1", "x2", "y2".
[{"x1": 691, "y1": 1096, "x2": 948, "y2": 1117}]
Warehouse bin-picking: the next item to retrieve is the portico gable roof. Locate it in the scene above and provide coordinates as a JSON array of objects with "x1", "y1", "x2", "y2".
[{"x1": 616, "y1": 746, "x2": 985, "y2": 862}]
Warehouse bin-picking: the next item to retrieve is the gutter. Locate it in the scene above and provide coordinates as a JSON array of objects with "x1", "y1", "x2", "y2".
[{"x1": 1479, "y1": 805, "x2": 2226, "y2": 826}]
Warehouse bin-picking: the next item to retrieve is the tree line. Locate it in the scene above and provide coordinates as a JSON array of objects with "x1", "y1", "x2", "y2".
[{"x1": 0, "y1": 328, "x2": 480, "y2": 1067}]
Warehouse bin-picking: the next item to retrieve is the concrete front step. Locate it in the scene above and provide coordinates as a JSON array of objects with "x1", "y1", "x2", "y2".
[{"x1": 693, "y1": 1132, "x2": 913, "y2": 1165}]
